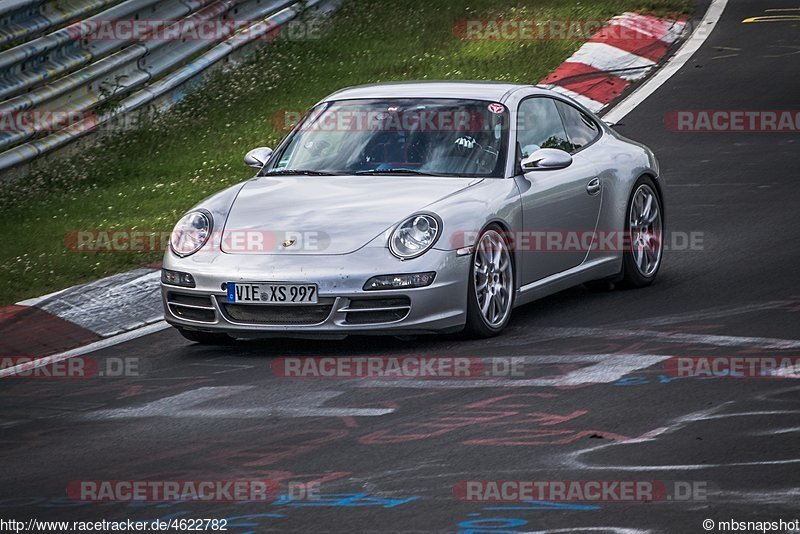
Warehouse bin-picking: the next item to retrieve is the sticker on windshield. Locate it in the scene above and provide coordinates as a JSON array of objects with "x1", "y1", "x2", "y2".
[{"x1": 488, "y1": 103, "x2": 505, "y2": 114}]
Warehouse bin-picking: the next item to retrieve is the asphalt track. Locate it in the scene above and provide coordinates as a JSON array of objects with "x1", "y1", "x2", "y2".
[{"x1": 2, "y1": 1, "x2": 800, "y2": 532}]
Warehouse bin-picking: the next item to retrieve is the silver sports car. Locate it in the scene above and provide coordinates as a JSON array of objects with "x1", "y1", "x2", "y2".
[{"x1": 162, "y1": 81, "x2": 663, "y2": 343}]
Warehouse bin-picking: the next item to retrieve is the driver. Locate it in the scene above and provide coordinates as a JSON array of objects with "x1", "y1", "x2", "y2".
[
  {"x1": 452, "y1": 132, "x2": 498, "y2": 173},
  {"x1": 453, "y1": 134, "x2": 480, "y2": 153}
]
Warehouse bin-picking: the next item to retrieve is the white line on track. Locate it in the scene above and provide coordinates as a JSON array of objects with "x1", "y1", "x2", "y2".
[
  {"x1": 530, "y1": 326, "x2": 800, "y2": 350},
  {"x1": 355, "y1": 354, "x2": 671, "y2": 389},
  {"x1": 606, "y1": 299, "x2": 796, "y2": 328},
  {"x1": 85, "y1": 387, "x2": 394, "y2": 418},
  {"x1": 573, "y1": 458, "x2": 800, "y2": 471},
  {"x1": 84, "y1": 385, "x2": 252, "y2": 418},
  {"x1": 564, "y1": 402, "x2": 800, "y2": 471}
]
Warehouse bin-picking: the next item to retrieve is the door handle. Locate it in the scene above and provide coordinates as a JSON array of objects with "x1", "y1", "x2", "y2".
[{"x1": 586, "y1": 178, "x2": 601, "y2": 196}]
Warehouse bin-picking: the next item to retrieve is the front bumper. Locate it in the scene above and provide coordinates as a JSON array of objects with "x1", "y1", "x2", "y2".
[{"x1": 161, "y1": 247, "x2": 469, "y2": 336}]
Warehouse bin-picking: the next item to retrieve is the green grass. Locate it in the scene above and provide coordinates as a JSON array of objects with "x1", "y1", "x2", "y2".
[{"x1": 0, "y1": 0, "x2": 691, "y2": 305}]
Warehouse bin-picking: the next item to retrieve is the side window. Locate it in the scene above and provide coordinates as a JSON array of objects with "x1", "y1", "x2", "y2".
[
  {"x1": 516, "y1": 97, "x2": 572, "y2": 159},
  {"x1": 555, "y1": 101, "x2": 600, "y2": 151}
]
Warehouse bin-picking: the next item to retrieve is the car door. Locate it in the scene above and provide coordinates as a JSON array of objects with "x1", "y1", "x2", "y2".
[{"x1": 513, "y1": 96, "x2": 602, "y2": 285}]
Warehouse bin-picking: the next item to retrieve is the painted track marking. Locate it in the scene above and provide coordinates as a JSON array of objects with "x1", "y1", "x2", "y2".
[
  {"x1": 355, "y1": 354, "x2": 670, "y2": 389},
  {"x1": 85, "y1": 387, "x2": 394, "y2": 419},
  {"x1": 529, "y1": 327, "x2": 800, "y2": 350}
]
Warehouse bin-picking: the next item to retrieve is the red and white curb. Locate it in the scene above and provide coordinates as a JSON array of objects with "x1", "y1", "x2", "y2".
[
  {"x1": 1, "y1": 268, "x2": 163, "y2": 360},
  {"x1": 540, "y1": 12, "x2": 688, "y2": 113}
]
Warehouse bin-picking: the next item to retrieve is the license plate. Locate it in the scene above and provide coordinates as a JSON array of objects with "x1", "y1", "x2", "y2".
[{"x1": 227, "y1": 283, "x2": 318, "y2": 304}]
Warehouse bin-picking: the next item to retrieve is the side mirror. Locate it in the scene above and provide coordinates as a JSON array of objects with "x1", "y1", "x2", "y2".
[
  {"x1": 244, "y1": 147, "x2": 273, "y2": 168},
  {"x1": 603, "y1": 120, "x2": 616, "y2": 128},
  {"x1": 521, "y1": 148, "x2": 572, "y2": 172}
]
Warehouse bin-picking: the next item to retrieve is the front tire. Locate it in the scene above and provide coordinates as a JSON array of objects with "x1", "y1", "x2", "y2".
[{"x1": 464, "y1": 226, "x2": 515, "y2": 338}]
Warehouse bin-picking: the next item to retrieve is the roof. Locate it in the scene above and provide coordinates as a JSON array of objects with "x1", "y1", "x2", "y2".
[{"x1": 321, "y1": 81, "x2": 542, "y2": 103}]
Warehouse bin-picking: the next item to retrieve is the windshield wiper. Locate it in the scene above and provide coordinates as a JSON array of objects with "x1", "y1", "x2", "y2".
[
  {"x1": 354, "y1": 169, "x2": 446, "y2": 176},
  {"x1": 264, "y1": 169, "x2": 341, "y2": 176}
]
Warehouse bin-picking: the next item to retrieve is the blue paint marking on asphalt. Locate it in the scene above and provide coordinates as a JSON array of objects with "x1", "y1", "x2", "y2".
[
  {"x1": 146, "y1": 494, "x2": 420, "y2": 533},
  {"x1": 3, "y1": 492, "x2": 420, "y2": 533},
  {"x1": 458, "y1": 516, "x2": 528, "y2": 531},
  {"x1": 482, "y1": 499, "x2": 600, "y2": 511},
  {"x1": 2, "y1": 493, "x2": 420, "y2": 511},
  {"x1": 270, "y1": 493, "x2": 419, "y2": 508},
  {"x1": 455, "y1": 501, "x2": 600, "y2": 533},
  {"x1": 614, "y1": 374, "x2": 723, "y2": 386}
]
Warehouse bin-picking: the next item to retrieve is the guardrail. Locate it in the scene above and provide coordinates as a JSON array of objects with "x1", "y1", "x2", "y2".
[
  {"x1": 0, "y1": 0, "x2": 123, "y2": 48},
  {"x1": 0, "y1": 0, "x2": 338, "y2": 177}
]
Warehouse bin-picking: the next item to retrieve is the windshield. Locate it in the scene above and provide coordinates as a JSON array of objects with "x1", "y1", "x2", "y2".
[{"x1": 263, "y1": 98, "x2": 509, "y2": 177}]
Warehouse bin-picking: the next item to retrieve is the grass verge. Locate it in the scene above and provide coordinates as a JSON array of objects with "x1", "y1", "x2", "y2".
[{"x1": 0, "y1": 0, "x2": 691, "y2": 305}]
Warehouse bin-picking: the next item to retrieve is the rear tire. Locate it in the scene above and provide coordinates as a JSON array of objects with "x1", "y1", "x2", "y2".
[
  {"x1": 464, "y1": 225, "x2": 515, "y2": 338},
  {"x1": 176, "y1": 327, "x2": 234, "y2": 345}
]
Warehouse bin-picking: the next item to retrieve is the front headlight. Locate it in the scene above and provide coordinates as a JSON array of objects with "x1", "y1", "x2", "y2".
[
  {"x1": 170, "y1": 210, "x2": 212, "y2": 257},
  {"x1": 389, "y1": 214, "x2": 440, "y2": 260}
]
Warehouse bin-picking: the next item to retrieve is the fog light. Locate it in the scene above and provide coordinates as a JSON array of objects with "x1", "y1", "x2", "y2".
[
  {"x1": 363, "y1": 272, "x2": 436, "y2": 290},
  {"x1": 162, "y1": 269, "x2": 196, "y2": 288}
]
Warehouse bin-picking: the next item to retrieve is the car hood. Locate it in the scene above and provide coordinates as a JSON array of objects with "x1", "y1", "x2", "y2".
[{"x1": 220, "y1": 175, "x2": 479, "y2": 255}]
